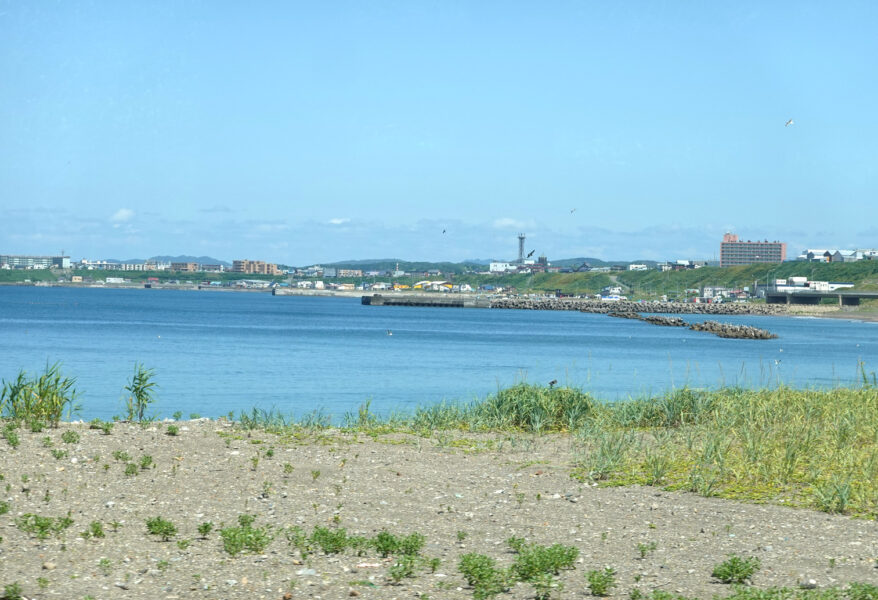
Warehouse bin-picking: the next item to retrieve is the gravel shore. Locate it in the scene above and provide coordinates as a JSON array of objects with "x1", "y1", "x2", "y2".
[{"x1": 1, "y1": 421, "x2": 876, "y2": 600}]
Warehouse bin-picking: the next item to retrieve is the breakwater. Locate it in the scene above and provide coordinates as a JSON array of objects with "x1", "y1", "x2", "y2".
[
  {"x1": 690, "y1": 320, "x2": 778, "y2": 339},
  {"x1": 491, "y1": 297, "x2": 790, "y2": 316},
  {"x1": 608, "y1": 311, "x2": 777, "y2": 339}
]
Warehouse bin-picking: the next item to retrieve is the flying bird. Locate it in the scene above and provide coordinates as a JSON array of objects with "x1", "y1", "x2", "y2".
[
  {"x1": 442, "y1": 229, "x2": 446, "y2": 234},
  {"x1": 570, "y1": 208, "x2": 576, "y2": 214},
  {"x1": 527, "y1": 250, "x2": 535, "y2": 258},
  {"x1": 548, "y1": 379, "x2": 558, "y2": 388},
  {"x1": 785, "y1": 119, "x2": 794, "y2": 127},
  {"x1": 386, "y1": 330, "x2": 393, "y2": 336}
]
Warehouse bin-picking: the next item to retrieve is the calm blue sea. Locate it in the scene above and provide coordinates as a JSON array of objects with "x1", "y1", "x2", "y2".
[{"x1": 0, "y1": 287, "x2": 875, "y2": 420}]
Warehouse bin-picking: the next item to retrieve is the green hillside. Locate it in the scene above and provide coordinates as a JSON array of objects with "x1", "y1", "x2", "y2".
[{"x1": 617, "y1": 261, "x2": 878, "y2": 295}]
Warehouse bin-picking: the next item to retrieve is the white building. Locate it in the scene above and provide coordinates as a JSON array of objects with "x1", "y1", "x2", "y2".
[{"x1": 489, "y1": 262, "x2": 515, "y2": 273}]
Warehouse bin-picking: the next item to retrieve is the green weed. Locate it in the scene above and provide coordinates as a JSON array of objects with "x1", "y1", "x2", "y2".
[
  {"x1": 145, "y1": 516, "x2": 177, "y2": 541},
  {"x1": 712, "y1": 554, "x2": 761, "y2": 584},
  {"x1": 61, "y1": 430, "x2": 79, "y2": 444},
  {"x1": 124, "y1": 363, "x2": 157, "y2": 422},
  {"x1": 585, "y1": 567, "x2": 617, "y2": 596},
  {"x1": 219, "y1": 514, "x2": 274, "y2": 555},
  {"x1": 15, "y1": 513, "x2": 74, "y2": 539}
]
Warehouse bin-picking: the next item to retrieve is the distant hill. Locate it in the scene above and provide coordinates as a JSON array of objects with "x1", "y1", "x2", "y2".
[
  {"x1": 99, "y1": 255, "x2": 230, "y2": 266},
  {"x1": 537, "y1": 257, "x2": 659, "y2": 268},
  {"x1": 321, "y1": 259, "x2": 487, "y2": 274},
  {"x1": 306, "y1": 257, "x2": 660, "y2": 273},
  {"x1": 149, "y1": 255, "x2": 231, "y2": 266}
]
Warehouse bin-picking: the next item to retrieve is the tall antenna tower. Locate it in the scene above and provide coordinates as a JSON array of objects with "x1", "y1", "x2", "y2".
[{"x1": 518, "y1": 233, "x2": 526, "y2": 264}]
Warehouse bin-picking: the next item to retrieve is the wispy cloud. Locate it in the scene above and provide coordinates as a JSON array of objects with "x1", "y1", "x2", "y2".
[
  {"x1": 328, "y1": 218, "x2": 351, "y2": 225},
  {"x1": 110, "y1": 208, "x2": 134, "y2": 223},
  {"x1": 492, "y1": 217, "x2": 533, "y2": 230},
  {"x1": 198, "y1": 205, "x2": 233, "y2": 214}
]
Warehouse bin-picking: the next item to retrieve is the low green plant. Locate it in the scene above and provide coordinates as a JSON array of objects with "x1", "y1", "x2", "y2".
[
  {"x1": 458, "y1": 553, "x2": 509, "y2": 599},
  {"x1": 2, "y1": 427, "x2": 19, "y2": 449},
  {"x1": 98, "y1": 557, "x2": 112, "y2": 576},
  {"x1": 197, "y1": 521, "x2": 214, "y2": 538},
  {"x1": 139, "y1": 455, "x2": 153, "y2": 470},
  {"x1": 0, "y1": 501, "x2": 8, "y2": 515},
  {"x1": 51, "y1": 448, "x2": 68, "y2": 460},
  {"x1": 310, "y1": 525, "x2": 348, "y2": 554},
  {"x1": 172, "y1": 411, "x2": 182, "y2": 420},
  {"x1": 637, "y1": 541, "x2": 658, "y2": 559},
  {"x1": 177, "y1": 539, "x2": 191, "y2": 550},
  {"x1": 506, "y1": 535, "x2": 526, "y2": 552},
  {"x1": 166, "y1": 424, "x2": 179, "y2": 436},
  {"x1": 711, "y1": 554, "x2": 760, "y2": 584},
  {"x1": 284, "y1": 526, "x2": 312, "y2": 559},
  {"x1": 61, "y1": 430, "x2": 80, "y2": 444},
  {"x1": 219, "y1": 514, "x2": 274, "y2": 555},
  {"x1": 399, "y1": 532, "x2": 426, "y2": 556},
  {"x1": 373, "y1": 530, "x2": 400, "y2": 557},
  {"x1": 388, "y1": 555, "x2": 417, "y2": 583},
  {"x1": 15, "y1": 513, "x2": 74, "y2": 539},
  {"x1": 111, "y1": 450, "x2": 130, "y2": 462},
  {"x1": 145, "y1": 516, "x2": 177, "y2": 541},
  {"x1": 85, "y1": 521, "x2": 105, "y2": 539},
  {"x1": 283, "y1": 463, "x2": 294, "y2": 475},
  {"x1": 124, "y1": 463, "x2": 137, "y2": 476},
  {"x1": 586, "y1": 567, "x2": 617, "y2": 596},
  {"x1": 1, "y1": 582, "x2": 23, "y2": 600},
  {"x1": 510, "y1": 542, "x2": 579, "y2": 581}
]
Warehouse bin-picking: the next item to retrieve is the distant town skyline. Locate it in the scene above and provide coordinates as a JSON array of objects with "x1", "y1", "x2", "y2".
[{"x1": 2, "y1": 2, "x2": 877, "y2": 264}]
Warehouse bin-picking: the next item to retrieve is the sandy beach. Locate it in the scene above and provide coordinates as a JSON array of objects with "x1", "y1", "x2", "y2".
[{"x1": 1, "y1": 421, "x2": 875, "y2": 599}]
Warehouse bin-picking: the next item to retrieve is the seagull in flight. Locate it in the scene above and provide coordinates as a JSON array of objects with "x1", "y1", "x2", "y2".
[
  {"x1": 785, "y1": 119, "x2": 794, "y2": 127},
  {"x1": 527, "y1": 250, "x2": 535, "y2": 258},
  {"x1": 548, "y1": 379, "x2": 557, "y2": 388},
  {"x1": 570, "y1": 208, "x2": 576, "y2": 214},
  {"x1": 442, "y1": 229, "x2": 446, "y2": 234}
]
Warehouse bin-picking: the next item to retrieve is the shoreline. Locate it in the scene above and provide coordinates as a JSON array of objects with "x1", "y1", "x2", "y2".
[{"x1": 4, "y1": 281, "x2": 878, "y2": 322}]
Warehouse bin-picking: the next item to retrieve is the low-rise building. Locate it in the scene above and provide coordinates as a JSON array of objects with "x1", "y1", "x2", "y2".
[
  {"x1": 171, "y1": 262, "x2": 198, "y2": 272},
  {"x1": 336, "y1": 269, "x2": 363, "y2": 278},
  {"x1": 489, "y1": 262, "x2": 514, "y2": 273},
  {"x1": 1, "y1": 255, "x2": 70, "y2": 269},
  {"x1": 233, "y1": 259, "x2": 280, "y2": 275}
]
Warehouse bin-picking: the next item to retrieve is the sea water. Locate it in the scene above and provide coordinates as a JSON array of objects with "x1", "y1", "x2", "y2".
[{"x1": 0, "y1": 286, "x2": 875, "y2": 420}]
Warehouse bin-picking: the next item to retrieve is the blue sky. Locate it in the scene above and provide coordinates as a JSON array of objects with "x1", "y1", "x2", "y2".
[{"x1": 2, "y1": 1, "x2": 876, "y2": 265}]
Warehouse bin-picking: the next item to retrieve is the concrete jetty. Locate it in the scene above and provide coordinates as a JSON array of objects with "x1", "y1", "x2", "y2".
[{"x1": 361, "y1": 294, "x2": 491, "y2": 308}]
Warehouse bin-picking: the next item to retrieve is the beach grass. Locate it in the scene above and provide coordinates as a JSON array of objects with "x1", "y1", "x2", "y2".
[
  {"x1": 3, "y1": 362, "x2": 877, "y2": 517},
  {"x1": 227, "y1": 380, "x2": 878, "y2": 518}
]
